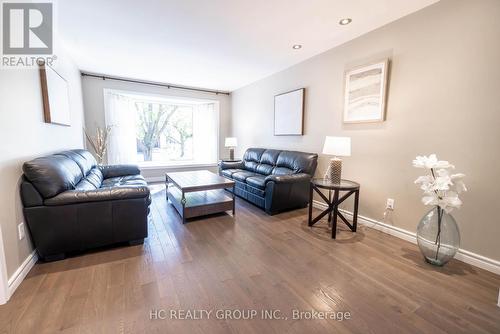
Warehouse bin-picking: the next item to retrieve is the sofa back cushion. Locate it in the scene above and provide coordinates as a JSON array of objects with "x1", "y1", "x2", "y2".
[
  {"x1": 274, "y1": 150, "x2": 318, "y2": 175},
  {"x1": 23, "y1": 154, "x2": 84, "y2": 198},
  {"x1": 75, "y1": 167, "x2": 103, "y2": 191},
  {"x1": 57, "y1": 149, "x2": 97, "y2": 176},
  {"x1": 243, "y1": 148, "x2": 265, "y2": 173},
  {"x1": 242, "y1": 148, "x2": 318, "y2": 176},
  {"x1": 254, "y1": 149, "x2": 279, "y2": 175}
]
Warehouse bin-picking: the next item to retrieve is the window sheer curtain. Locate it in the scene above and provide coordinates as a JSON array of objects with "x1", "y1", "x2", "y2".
[
  {"x1": 103, "y1": 90, "x2": 137, "y2": 164},
  {"x1": 193, "y1": 103, "x2": 219, "y2": 164},
  {"x1": 103, "y1": 89, "x2": 219, "y2": 166}
]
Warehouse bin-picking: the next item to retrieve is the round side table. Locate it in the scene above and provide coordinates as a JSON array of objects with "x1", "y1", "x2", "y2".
[{"x1": 308, "y1": 179, "x2": 360, "y2": 239}]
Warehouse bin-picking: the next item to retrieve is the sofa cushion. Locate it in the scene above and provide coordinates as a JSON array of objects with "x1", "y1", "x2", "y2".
[
  {"x1": 101, "y1": 175, "x2": 147, "y2": 188},
  {"x1": 75, "y1": 167, "x2": 103, "y2": 191},
  {"x1": 23, "y1": 155, "x2": 83, "y2": 198},
  {"x1": 255, "y1": 163, "x2": 274, "y2": 175},
  {"x1": 260, "y1": 149, "x2": 281, "y2": 165},
  {"x1": 232, "y1": 171, "x2": 259, "y2": 182},
  {"x1": 272, "y1": 167, "x2": 294, "y2": 175},
  {"x1": 221, "y1": 168, "x2": 244, "y2": 178},
  {"x1": 243, "y1": 160, "x2": 259, "y2": 172},
  {"x1": 57, "y1": 150, "x2": 97, "y2": 176},
  {"x1": 85, "y1": 167, "x2": 104, "y2": 188},
  {"x1": 75, "y1": 179, "x2": 99, "y2": 191},
  {"x1": 44, "y1": 186, "x2": 150, "y2": 206},
  {"x1": 275, "y1": 150, "x2": 318, "y2": 175},
  {"x1": 246, "y1": 175, "x2": 266, "y2": 189},
  {"x1": 242, "y1": 148, "x2": 265, "y2": 172},
  {"x1": 244, "y1": 148, "x2": 266, "y2": 162}
]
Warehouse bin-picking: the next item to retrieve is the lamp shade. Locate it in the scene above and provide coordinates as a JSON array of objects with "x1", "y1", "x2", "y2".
[
  {"x1": 322, "y1": 136, "x2": 351, "y2": 157},
  {"x1": 225, "y1": 137, "x2": 237, "y2": 147}
]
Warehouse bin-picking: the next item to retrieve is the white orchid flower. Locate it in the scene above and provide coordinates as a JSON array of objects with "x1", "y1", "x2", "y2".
[
  {"x1": 433, "y1": 175, "x2": 452, "y2": 191},
  {"x1": 412, "y1": 154, "x2": 437, "y2": 169},
  {"x1": 436, "y1": 169, "x2": 449, "y2": 177},
  {"x1": 451, "y1": 173, "x2": 467, "y2": 193},
  {"x1": 414, "y1": 175, "x2": 432, "y2": 190},
  {"x1": 412, "y1": 154, "x2": 455, "y2": 170},
  {"x1": 414, "y1": 175, "x2": 433, "y2": 184},
  {"x1": 413, "y1": 155, "x2": 466, "y2": 213},
  {"x1": 435, "y1": 160, "x2": 455, "y2": 169},
  {"x1": 422, "y1": 194, "x2": 438, "y2": 206},
  {"x1": 439, "y1": 192, "x2": 462, "y2": 213}
]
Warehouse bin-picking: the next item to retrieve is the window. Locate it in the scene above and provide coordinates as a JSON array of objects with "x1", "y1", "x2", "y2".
[{"x1": 103, "y1": 89, "x2": 219, "y2": 167}]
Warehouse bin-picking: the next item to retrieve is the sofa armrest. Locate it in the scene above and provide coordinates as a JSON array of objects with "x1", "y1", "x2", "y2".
[
  {"x1": 219, "y1": 160, "x2": 244, "y2": 170},
  {"x1": 264, "y1": 173, "x2": 311, "y2": 215},
  {"x1": 44, "y1": 186, "x2": 150, "y2": 206},
  {"x1": 265, "y1": 173, "x2": 311, "y2": 184},
  {"x1": 100, "y1": 164, "x2": 141, "y2": 178},
  {"x1": 20, "y1": 180, "x2": 44, "y2": 207}
]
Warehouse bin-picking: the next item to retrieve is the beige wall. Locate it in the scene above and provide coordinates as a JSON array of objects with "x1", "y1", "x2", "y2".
[
  {"x1": 231, "y1": 0, "x2": 500, "y2": 261},
  {"x1": 81, "y1": 77, "x2": 231, "y2": 181},
  {"x1": 0, "y1": 51, "x2": 85, "y2": 278}
]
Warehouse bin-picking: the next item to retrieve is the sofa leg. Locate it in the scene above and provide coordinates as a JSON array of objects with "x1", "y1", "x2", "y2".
[
  {"x1": 41, "y1": 253, "x2": 66, "y2": 262},
  {"x1": 265, "y1": 209, "x2": 278, "y2": 216},
  {"x1": 129, "y1": 238, "x2": 144, "y2": 246}
]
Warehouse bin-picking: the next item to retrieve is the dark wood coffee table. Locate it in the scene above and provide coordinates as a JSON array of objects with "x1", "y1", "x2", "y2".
[{"x1": 165, "y1": 170, "x2": 235, "y2": 223}]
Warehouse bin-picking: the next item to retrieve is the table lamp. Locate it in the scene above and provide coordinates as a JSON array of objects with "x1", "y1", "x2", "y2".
[
  {"x1": 225, "y1": 137, "x2": 237, "y2": 160},
  {"x1": 322, "y1": 136, "x2": 351, "y2": 183}
]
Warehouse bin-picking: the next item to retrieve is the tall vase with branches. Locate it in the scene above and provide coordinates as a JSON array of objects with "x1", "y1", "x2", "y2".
[
  {"x1": 413, "y1": 154, "x2": 466, "y2": 266},
  {"x1": 85, "y1": 126, "x2": 112, "y2": 164}
]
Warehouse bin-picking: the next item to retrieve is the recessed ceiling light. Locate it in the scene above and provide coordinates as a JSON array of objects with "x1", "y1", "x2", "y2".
[
  {"x1": 292, "y1": 44, "x2": 302, "y2": 50},
  {"x1": 339, "y1": 18, "x2": 352, "y2": 25}
]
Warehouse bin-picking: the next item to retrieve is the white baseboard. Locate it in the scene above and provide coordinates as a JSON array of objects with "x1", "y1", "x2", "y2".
[
  {"x1": 312, "y1": 200, "x2": 500, "y2": 275},
  {"x1": 7, "y1": 250, "x2": 37, "y2": 298}
]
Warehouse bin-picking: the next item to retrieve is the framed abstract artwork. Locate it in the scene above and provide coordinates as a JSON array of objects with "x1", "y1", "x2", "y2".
[
  {"x1": 343, "y1": 59, "x2": 389, "y2": 123},
  {"x1": 274, "y1": 88, "x2": 304, "y2": 136}
]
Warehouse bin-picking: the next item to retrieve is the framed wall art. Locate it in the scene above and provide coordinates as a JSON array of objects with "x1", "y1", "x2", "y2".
[
  {"x1": 39, "y1": 61, "x2": 71, "y2": 126},
  {"x1": 343, "y1": 59, "x2": 389, "y2": 123},
  {"x1": 274, "y1": 88, "x2": 304, "y2": 136}
]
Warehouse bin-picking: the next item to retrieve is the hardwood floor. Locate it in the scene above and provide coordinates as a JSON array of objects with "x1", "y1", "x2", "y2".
[{"x1": 1, "y1": 186, "x2": 499, "y2": 333}]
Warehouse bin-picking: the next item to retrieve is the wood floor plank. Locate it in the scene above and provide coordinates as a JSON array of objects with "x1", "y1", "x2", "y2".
[{"x1": 1, "y1": 186, "x2": 499, "y2": 334}]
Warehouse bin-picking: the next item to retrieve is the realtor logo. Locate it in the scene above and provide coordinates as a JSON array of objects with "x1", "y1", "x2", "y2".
[{"x1": 2, "y1": 2, "x2": 53, "y2": 54}]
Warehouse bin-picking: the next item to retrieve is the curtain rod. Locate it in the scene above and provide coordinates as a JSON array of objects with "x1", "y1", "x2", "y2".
[{"x1": 80, "y1": 72, "x2": 231, "y2": 96}]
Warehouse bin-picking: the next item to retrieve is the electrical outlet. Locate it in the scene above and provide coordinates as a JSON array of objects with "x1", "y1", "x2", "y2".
[
  {"x1": 18, "y1": 222, "x2": 25, "y2": 240},
  {"x1": 386, "y1": 198, "x2": 395, "y2": 210}
]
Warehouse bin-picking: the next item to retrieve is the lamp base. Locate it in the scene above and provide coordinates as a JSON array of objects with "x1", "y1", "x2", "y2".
[
  {"x1": 329, "y1": 158, "x2": 342, "y2": 184},
  {"x1": 229, "y1": 148, "x2": 234, "y2": 160}
]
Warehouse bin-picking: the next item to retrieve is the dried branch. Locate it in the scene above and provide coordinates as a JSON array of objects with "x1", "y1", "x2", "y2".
[{"x1": 84, "y1": 126, "x2": 112, "y2": 164}]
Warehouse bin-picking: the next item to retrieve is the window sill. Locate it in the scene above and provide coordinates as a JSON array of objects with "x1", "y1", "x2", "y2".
[{"x1": 138, "y1": 163, "x2": 219, "y2": 170}]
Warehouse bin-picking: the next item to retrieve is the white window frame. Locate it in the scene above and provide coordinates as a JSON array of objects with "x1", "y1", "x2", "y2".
[{"x1": 103, "y1": 88, "x2": 220, "y2": 169}]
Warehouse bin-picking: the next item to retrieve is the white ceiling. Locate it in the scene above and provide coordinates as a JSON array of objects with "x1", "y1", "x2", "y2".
[{"x1": 58, "y1": 0, "x2": 439, "y2": 92}]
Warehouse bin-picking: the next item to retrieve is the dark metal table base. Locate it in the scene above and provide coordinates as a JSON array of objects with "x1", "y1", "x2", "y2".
[{"x1": 308, "y1": 183, "x2": 360, "y2": 239}]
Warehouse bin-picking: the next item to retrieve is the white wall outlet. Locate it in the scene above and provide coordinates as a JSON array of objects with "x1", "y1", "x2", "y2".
[
  {"x1": 18, "y1": 222, "x2": 25, "y2": 240},
  {"x1": 386, "y1": 198, "x2": 395, "y2": 210}
]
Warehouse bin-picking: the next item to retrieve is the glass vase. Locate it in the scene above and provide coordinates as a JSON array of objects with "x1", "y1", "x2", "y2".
[{"x1": 416, "y1": 206, "x2": 460, "y2": 266}]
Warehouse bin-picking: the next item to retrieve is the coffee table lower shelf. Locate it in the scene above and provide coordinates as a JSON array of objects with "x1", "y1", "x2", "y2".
[{"x1": 167, "y1": 186, "x2": 234, "y2": 223}]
